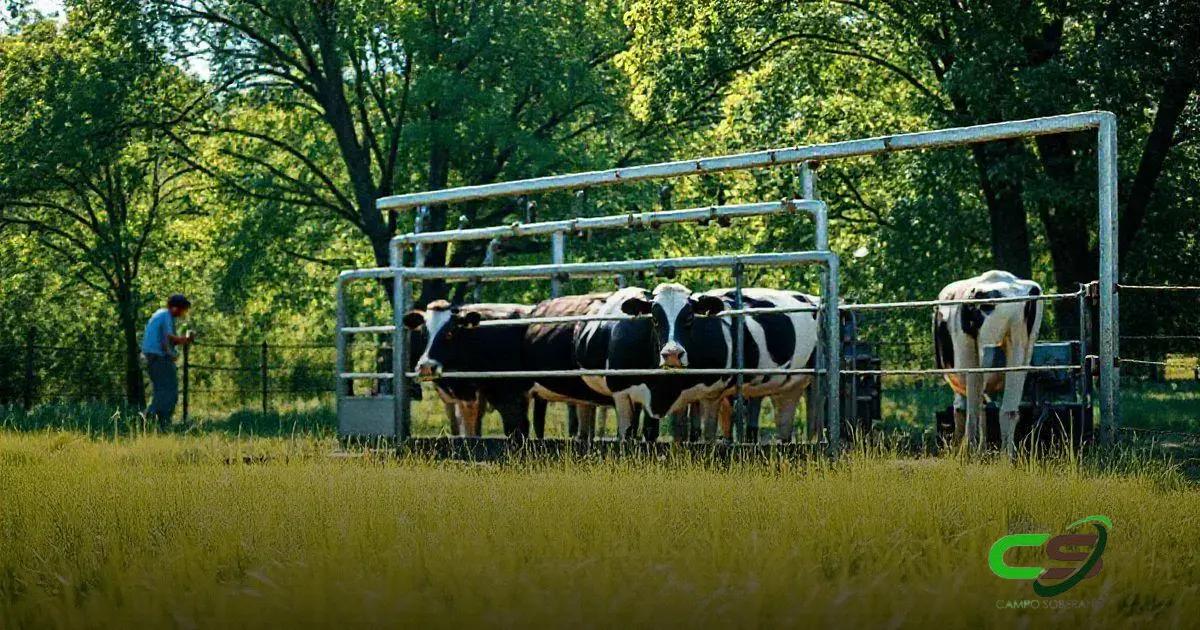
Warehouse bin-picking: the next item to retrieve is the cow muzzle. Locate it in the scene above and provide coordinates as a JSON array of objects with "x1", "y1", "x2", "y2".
[
  {"x1": 416, "y1": 361, "x2": 442, "y2": 381},
  {"x1": 659, "y1": 344, "x2": 687, "y2": 369}
]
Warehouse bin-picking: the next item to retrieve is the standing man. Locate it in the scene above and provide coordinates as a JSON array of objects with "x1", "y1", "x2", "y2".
[{"x1": 142, "y1": 294, "x2": 194, "y2": 430}]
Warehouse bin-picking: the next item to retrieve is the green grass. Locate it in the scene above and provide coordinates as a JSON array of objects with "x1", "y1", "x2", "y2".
[
  {"x1": 0, "y1": 389, "x2": 1197, "y2": 628},
  {"x1": 1, "y1": 425, "x2": 1199, "y2": 628}
]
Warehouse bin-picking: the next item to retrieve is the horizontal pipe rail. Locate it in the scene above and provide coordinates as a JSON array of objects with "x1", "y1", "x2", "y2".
[
  {"x1": 341, "y1": 364, "x2": 1074, "y2": 382},
  {"x1": 338, "y1": 268, "x2": 396, "y2": 281},
  {"x1": 407, "y1": 368, "x2": 823, "y2": 379},
  {"x1": 1117, "y1": 284, "x2": 1200, "y2": 292},
  {"x1": 841, "y1": 365, "x2": 1082, "y2": 377},
  {"x1": 841, "y1": 291, "x2": 1081, "y2": 311},
  {"x1": 378, "y1": 112, "x2": 1105, "y2": 210},
  {"x1": 394, "y1": 251, "x2": 834, "y2": 283},
  {"x1": 418, "y1": 291, "x2": 1082, "y2": 330},
  {"x1": 341, "y1": 325, "x2": 396, "y2": 334},
  {"x1": 392, "y1": 199, "x2": 825, "y2": 246}
]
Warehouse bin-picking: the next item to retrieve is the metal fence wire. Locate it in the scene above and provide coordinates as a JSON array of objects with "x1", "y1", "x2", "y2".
[{"x1": 1, "y1": 332, "x2": 337, "y2": 419}]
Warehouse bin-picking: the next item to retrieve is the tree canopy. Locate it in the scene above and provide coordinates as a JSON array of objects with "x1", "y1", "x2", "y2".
[{"x1": 1, "y1": 0, "x2": 1197, "y2": 404}]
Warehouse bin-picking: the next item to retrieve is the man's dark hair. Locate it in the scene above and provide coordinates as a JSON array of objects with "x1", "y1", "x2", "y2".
[{"x1": 167, "y1": 294, "x2": 191, "y2": 308}]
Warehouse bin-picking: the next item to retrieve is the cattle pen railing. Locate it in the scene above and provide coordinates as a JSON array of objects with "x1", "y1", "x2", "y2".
[
  {"x1": 338, "y1": 110, "x2": 1120, "y2": 448},
  {"x1": 338, "y1": 250, "x2": 843, "y2": 445}
]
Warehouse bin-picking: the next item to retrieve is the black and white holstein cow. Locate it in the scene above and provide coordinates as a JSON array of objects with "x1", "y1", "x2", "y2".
[
  {"x1": 933, "y1": 270, "x2": 1044, "y2": 455},
  {"x1": 403, "y1": 295, "x2": 613, "y2": 439},
  {"x1": 576, "y1": 284, "x2": 820, "y2": 442}
]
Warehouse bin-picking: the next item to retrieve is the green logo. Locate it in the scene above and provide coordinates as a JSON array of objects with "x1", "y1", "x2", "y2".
[{"x1": 988, "y1": 515, "x2": 1111, "y2": 597}]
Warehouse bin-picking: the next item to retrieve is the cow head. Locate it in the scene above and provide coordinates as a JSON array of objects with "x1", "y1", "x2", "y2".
[
  {"x1": 402, "y1": 300, "x2": 482, "y2": 380},
  {"x1": 620, "y1": 283, "x2": 725, "y2": 368}
]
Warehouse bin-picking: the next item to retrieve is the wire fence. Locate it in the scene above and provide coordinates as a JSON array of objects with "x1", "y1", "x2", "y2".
[
  {"x1": 1, "y1": 285, "x2": 1196, "y2": 436},
  {"x1": 0, "y1": 330, "x2": 340, "y2": 419}
]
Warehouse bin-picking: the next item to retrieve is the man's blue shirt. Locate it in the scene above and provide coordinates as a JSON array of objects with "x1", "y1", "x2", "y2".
[{"x1": 141, "y1": 308, "x2": 176, "y2": 357}]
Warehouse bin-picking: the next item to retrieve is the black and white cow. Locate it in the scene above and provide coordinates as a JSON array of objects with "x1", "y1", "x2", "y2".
[
  {"x1": 403, "y1": 295, "x2": 614, "y2": 439},
  {"x1": 523, "y1": 293, "x2": 614, "y2": 439},
  {"x1": 404, "y1": 300, "x2": 534, "y2": 437},
  {"x1": 574, "y1": 286, "x2": 711, "y2": 440},
  {"x1": 576, "y1": 284, "x2": 820, "y2": 442},
  {"x1": 933, "y1": 270, "x2": 1044, "y2": 454}
]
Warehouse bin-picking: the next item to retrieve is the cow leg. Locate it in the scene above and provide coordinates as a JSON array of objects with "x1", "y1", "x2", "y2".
[
  {"x1": 460, "y1": 398, "x2": 484, "y2": 438},
  {"x1": 743, "y1": 398, "x2": 762, "y2": 444},
  {"x1": 699, "y1": 400, "x2": 719, "y2": 442},
  {"x1": 998, "y1": 337, "x2": 1033, "y2": 458},
  {"x1": 445, "y1": 401, "x2": 463, "y2": 436},
  {"x1": 952, "y1": 393, "x2": 967, "y2": 445},
  {"x1": 614, "y1": 394, "x2": 637, "y2": 441},
  {"x1": 954, "y1": 341, "x2": 982, "y2": 451},
  {"x1": 773, "y1": 393, "x2": 801, "y2": 444},
  {"x1": 642, "y1": 409, "x2": 660, "y2": 443},
  {"x1": 532, "y1": 398, "x2": 548, "y2": 440},
  {"x1": 575, "y1": 405, "x2": 596, "y2": 441},
  {"x1": 806, "y1": 385, "x2": 824, "y2": 444},
  {"x1": 717, "y1": 397, "x2": 734, "y2": 442},
  {"x1": 496, "y1": 398, "x2": 529, "y2": 440}
]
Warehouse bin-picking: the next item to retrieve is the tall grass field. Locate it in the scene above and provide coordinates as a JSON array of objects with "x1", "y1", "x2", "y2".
[{"x1": 1, "y1": 416, "x2": 1199, "y2": 628}]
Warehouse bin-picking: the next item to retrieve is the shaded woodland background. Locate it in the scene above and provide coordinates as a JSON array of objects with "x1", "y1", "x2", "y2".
[{"x1": 1, "y1": 0, "x2": 1197, "y2": 408}]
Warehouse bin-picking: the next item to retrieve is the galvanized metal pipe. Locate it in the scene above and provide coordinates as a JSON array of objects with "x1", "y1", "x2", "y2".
[
  {"x1": 395, "y1": 251, "x2": 834, "y2": 283},
  {"x1": 1097, "y1": 112, "x2": 1119, "y2": 443},
  {"x1": 550, "y1": 230, "x2": 566, "y2": 298},
  {"x1": 388, "y1": 199, "x2": 827, "y2": 262},
  {"x1": 401, "y1": 368, "x2": 824, "y2": 379},
  {"x1": 341, "y1": 325, "x2": 397, "y2": 334},
  {"x1": 824, "y1": 255, "x2": 841, "y2": 452},
  {"x1": 840, "y1": 291, "x2": 1081, "y2": 311},
  {"x1": 335, "y1": 278, "x2": 349, "y2": 398},
  {"x1": 377, "y1": 112, "x2": 1106, "y2": 210},
  {"x1": 394, "y1": 271, "x2": 412, "y2": 439}
]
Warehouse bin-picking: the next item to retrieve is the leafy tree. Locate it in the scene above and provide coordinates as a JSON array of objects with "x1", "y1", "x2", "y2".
[
  {"x1": 620, "y1": 0, "x2": 1199, "y2": 336},
  {"x1": 159, "y1": 0, "x2": 639, "y2": 304},
  {"x1": 0, "y1": 1, "x2": 201, "y2": 405}
]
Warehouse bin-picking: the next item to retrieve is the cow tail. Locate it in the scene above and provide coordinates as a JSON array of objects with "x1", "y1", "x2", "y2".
[{"x1": 933, "y1": 309, "x2": 954, "y2": 370}]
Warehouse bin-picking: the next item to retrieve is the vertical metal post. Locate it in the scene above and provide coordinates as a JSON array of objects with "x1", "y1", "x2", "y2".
[
  {"x1": 801, "y1": 163, "x2": 828, "y2": 444},
  {"x1": 414, "y1": 206, "x2": 428, "y2": 268},
  {"x1": 824, "y1": 255, "x2": 841, "y2": 453},
  {"x1": 182, "y1": 342, "x2": 190, "y2": 423},
  {"x1": 22, "y1": 327, "x2": 35, "y2": 411},
  {"x1": 260, "y1": 340, "x2": 269, "y2": 414},
  {"x1": 550, "y1": 231, "x2": 566, "y2": 298},
  {"x1": 393, "y1": 270, "x2": 412, "y2": 440},
  {"x1": 335, "y1": 278, "x2": 349, "y2": 400},
  {"x1": 1097, "y1": 113, "x2": 1118, "y2": 443},
  {"x1": 733, "y1": 263, "x2": 747, "y2": 441},
  {"x1": 550, "y1": 229, "x2": 575, "y2": 436},
  {"x1": 1077, "y1": 283, "x2": 1093, "y2": 421}
]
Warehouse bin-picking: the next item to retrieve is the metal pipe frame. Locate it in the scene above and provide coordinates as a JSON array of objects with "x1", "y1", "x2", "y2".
[
  {"x1": 394, "y1": 251, "x2": 835, "y2": 283},
  {"x1": 359, "y1": 110, "x2": 1118, "y2": 443},
  {"x1": 386, "y1": 249, "x2": 840, "y2": 449},
  {"x1": 378, "y1": 113, "x2": 1110, "y2": 211},
  {"x1": 387, "y1": 199, "x2": 828, "y2": 263}
]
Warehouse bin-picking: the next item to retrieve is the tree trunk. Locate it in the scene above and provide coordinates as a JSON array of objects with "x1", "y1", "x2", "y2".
[
  {"x1": 969, "y1": 141, "x2": 1033, "y2": 279},
  {"x1": 417, "y1": 133, "x2": 452, "y2": 305},
  {"x1": 115, "y1": 285, "x2": 145, "y2": 408}
]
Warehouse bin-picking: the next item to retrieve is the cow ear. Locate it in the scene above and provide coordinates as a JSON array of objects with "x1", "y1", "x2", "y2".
[
  {"x1": 460, "y1": 311, "x2": 483, "y2": 328},
  {"x1": 402, "y1": 311, "x2": 425, "y2": 330},
  {"x1": 694, "y1": 295, "x2": 726, "y2": 316},
  {"x1": 620, "y1": 297, "x2": 652, "y2": 316}
]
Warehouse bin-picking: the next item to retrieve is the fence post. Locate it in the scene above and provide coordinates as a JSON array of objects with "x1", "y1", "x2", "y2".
[
  {"x1": 261, "y1": 340, "x2": 269, "y2": 414},
  {"x1": 22, "y1": 327, "x2": 35, "y2": 411},
  {"x1": 182, "y1": 342, "x2": 190, "y2": 423}
]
